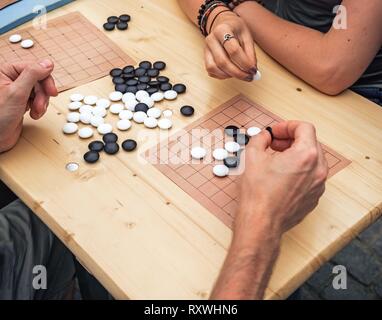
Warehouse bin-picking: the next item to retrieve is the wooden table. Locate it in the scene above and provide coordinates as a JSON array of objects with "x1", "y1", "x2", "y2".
[{"x1": 1, "y1": 0, "x2": 382, "y2": 299}]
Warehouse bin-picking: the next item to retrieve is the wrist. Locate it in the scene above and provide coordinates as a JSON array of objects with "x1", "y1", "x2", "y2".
[{"x1": 207, "y1": 7, "x2": 236, "y2": 33}]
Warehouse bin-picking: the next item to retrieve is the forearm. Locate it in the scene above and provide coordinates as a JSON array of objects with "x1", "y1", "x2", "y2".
[
  {"x1": 211, "y1": 212, "x2": 281, "y2": 300},
  {"x1": 177, "y1": 0, "x2": 204, "y2": 25}
]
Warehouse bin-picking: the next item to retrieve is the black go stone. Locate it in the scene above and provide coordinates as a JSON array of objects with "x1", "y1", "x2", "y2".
[
  {"x1": 157, "y1": 76, "x2": 169, "y2": 83},
  {"x1": 234, "y1": 133, "x2": 250, "y2": 146},
  {"x1": 126, "y1": 79, "x2": 138, "y2": 86},
  {"x1": 139, "y1": 61, "x2": 152, "y2": 69},
  {"x1": 147, "y1": 68, "x2": 159, "y2": 78},
  {"x1": 173, "y1": 83, "x2": 187, "y2": 94},
  {"x1": 148, "y1": 80, "x2": 159, "y2": 87},
  {"x1": 134, "y1": 68, "x2": 146, "y2": 77},
  {"x1": 112, "y1": 77, "x2": 125, "y2": 85},
  {"x1": 137, "y1": 83, "x2": 148, "y2": 91},
  {"x1": 122, "y1": 139, "x2": 137, "y2": 152},
  {"x1": 225, "y1": 125, "x2": 240, "y2": 137},
  {"x1": 117, "y1": 22, "x2": 128, "y2": 30},
  {"x1": 122, "y1": 73, "x2": 135, "y2": 80},
  {"x1": 135, "y1": 103, "x2": 149, "y2": 113},
  {"x1": 123, "y1": 65, "x2": 135, "y2": 74},
  {"x1": 160, "y1": 83, "x2": 172, "y2": 91},
  {"x1": 126, "y1": 86, "x2": 138, "y2": 93},
  {"x1": 224, "y1": 156, "x2": 239, "y2": 168},
  {"x1": 153, "y1": 61, "x2": 166, "y2": 70},
  {"x1": 103, "y1": 133, "x2": 118, "y2": 144},
  {"x1": 104, "y1": 143, "x2": 120, "y2": 155},
  {"x1": 110, "y1": 68, "x2": 122, "y2": 77},
  {"x1": 84, "y1": 151, "x2": 100, "y2": 164},
  {"x1": 180, "y1": 105, "x2": 194, "y2": 117},
  {"x1": 147, "y1": 87, "x2": 158, "y2": 95},
  {"x1": 103, "y1": 23, "x2": 115, "y2": 31},
  {"x1": 107, "y1": 16, "x2": 119, "y2": 24},
  {"x1": 88, "y1": 141, "x2": 104, "y2": 152},
  {"x1": 119, "y1": 14, "x2": 131, "y2": 23},
  {"x1": 115, "y1": 84, "x2": 127, "y2": 93},
  {"x1": 138, "y1": 76, "x2": 150, "y2": 83}
]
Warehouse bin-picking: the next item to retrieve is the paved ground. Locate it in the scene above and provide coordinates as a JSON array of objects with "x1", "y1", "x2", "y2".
[{"x1": 300, "y1": 217, "x2": 382, "y2": 300}]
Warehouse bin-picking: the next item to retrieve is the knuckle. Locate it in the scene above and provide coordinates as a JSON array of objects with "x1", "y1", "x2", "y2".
[
  {"x1": 216, "y1": 58, "x2": 228, "y2": 69},
  {"x1": 300, "y1": 147, "x2": 319, "y2": 166}
]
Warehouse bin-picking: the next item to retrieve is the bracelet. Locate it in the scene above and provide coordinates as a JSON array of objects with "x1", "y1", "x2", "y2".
[
  {"x1": 225, "y1": 0, "x2": 265, "y2": 9},
  {"x1": 198, "y1": 1, "x2": 229, "y2": 36},
  {"x1": 208, "y1": 9, "x2": 232, "y2": 34}
]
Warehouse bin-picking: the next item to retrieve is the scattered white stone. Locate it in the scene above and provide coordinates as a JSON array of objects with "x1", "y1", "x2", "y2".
[
  {"x1": 213, "y1": 165, "x2": 229, "y2": 177},
  {"x1": 70, "y1": 93, "x2": 84, "y2": 102},
  {"x1": 247, "y1": 126, "x2": 262, "y2": 137},
  {"x1": 97, "y1": 123, "x2": 113, "y2": 135},
  {"x1": 133, "y1": 111, "x2": 147, "y2": 124},
  {"x1": 253, "y1": 70, "x2": 262, "y2": 81},
  {"x1": 191, "y1": 147, "x2": 207, "y2": 160},
  {"x1": 158, "y1": 118, "x2": 173, "y2": 130},
  {"x1": 21, "y1": 39, "x2": 34, "y2": 49},
  {"x1": 225, "y1": 141, "x2": 241, "y2": 153},
  {"x1": 213, "y1": 148, "x2": 228, "y2": 161},
  {"x1": 79, "y1": 112, "x2": 92, "y2": 124},
  {"x1": 62, "y1": 123, "x2": 78, "y2": 134},
  {"x1": 96, "y1": 98, "x2": 111, "y2": 109},
  {"x1": 144, "y1": 117, "x2": 158, "y2": 129},
  {"x1": 78, "y1": 127, "x2": 94, "y2": 139},
  {"x1": 117, "y1": 119, "x2": 132, "y2": 131},
  {"x1": 92, "y1": 106, "x2": 107, "y2": 118},
  {"x1": 110, "y1": 104, "x2": 124, "y2": 114},
  {"x1": 135, "y1": 90, "x2": 149, "y2": 102},
  {"x1": 164, "y1": 90, "x2": 178, "y2": 100},
  {"x1": 151, "y1": 92, "x2": 164, "y2": 102},
  {"x1": 122, "y1": 92, "x2": 136, "y2": 103},
  {"x1": 125, "y1": 99, "x2": 138, "y2": 111},
  {"x1": 147, "y1": 107, "x2": 162, "y2": 119},
  {"x1": 66, "y1": 112, "x2": 80, "y2": 123},
  {"x1": 163, "y1": 109, "x2": 173, "y2": 118},
  {"x1": 79, "y1": 105, "x2": 93, "y2": 114},
  {"x1": 109, "y1": 91, "x2": 123, "y2": 102},
  {"x1": 68, "y1": 101, "x2": 82, "y2": 111},
  {"x1": 119, "y1": 110, "x2": 133, "y2": 120},
  {"x1": 9, "y1": 34, "x2": 22, "y2": 43},
  {"x1": 83, "y1": 95, "x2": 98, "y2": 105},
  {"x1": 90, "y1": 115, "x2": 104, "y2": 128},
  {"x1": 140, "y1": 97, "x2": 154, "y2": 108}
]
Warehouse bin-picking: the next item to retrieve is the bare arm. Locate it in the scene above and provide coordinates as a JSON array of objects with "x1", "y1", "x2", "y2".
[{"x1": 235, "y1": 0, "x2": 382, "y2": 95}]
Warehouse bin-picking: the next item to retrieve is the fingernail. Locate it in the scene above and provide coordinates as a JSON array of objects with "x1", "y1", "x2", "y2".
[
  {"x1": 245, "y1": 75, "x2": 254, "y2": 82},
  {"x1": 251, "y1": 67, "x2": 257, "y2": 74},
  {"x1": 39, "y1": 59, "x2": 53, "y2": 68}
]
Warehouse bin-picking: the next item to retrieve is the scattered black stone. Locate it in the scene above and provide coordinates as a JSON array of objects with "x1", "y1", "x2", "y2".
[
  {"x1": 160, "y1": 83, "x2": 172, "y2": 91},
  {"x1": 147, "y1": 87, "x2": 158, "y2": 94},
  {"x1": 117, "y1": 22, "x2": 128, "y2": 30},
  {"x1": 110, "y1": 68, "x2": 122, "y2": 77},
  {"x1": 173, "y1": 83, "x2": 186, "y2": 94},
  {"x1": 103, "y1": 23, "x2": 115, "y2": 31},
  {"x1": 122, "y1": 139, "x2": 137, "y2": 152},
  {"x1": 122, "y1": 72, "x2": 135, "y2": 80},
  {"x1": 157, "y1": 76, "x2": 169, "y2": 83},
  {"x1": 104, "y1": 15, "x2": 130, "y2": 32},
  {"x1": 139, "y1": 61, "x2": 152, "y2": 69},
  {"x1": 112, "y1": 77, "x2": 125, "y2": 85},
  {"x1": 153, "y1": 61, "x2": 166, "y2": 70},
  {"x1": 115, "y1": 84, "x2": 127, "y2": 93},
  {"x1": 147, "y1": 68, "x2": 159, "y2": 78},
  {"x1": 224, "y1": 156, "x2": 239, "y2": 168},
  {"x1": 138, "y1": 75, "x2": 150, "y2": 83},
  {"x1": 148, "y1": 80, "x2": 160, "y2": 87},
  {"x1": 123, "y1": 65, "x2": 135, "y2": 74},
  {"x1": 234, "y1": 133, "x2": 250, "y2": 146},
  {"x1": 104, "y1": 143, "x2": 120, "y2": 155},
  {"x1": 103, "y1": 133, "x2": 118, "y2": 144},
  {"x1": 180, "y1": 105, "x2": 194, "y2": 117},
  {"x1": 134, "y1": 68, "x2": 146, "y2": 77},
  {"x1": 119, "y1": 14, "x2": 131, "y2": 23},
  {"x1": 137, "y1": 83, "x2": 148, "y2": 91},
  {"x1": 126, "y1": 79, "x2": 138, "y2": 86},
  {"x1": 126, "y1": 86, "x2": 138, "y2": 93},
  {"x1": 88, "y1": 141, "x2": 104, "y2": 152},
  {"x1": 135, "y1": 103, "x2": 149, "y2": 113},
  {"x1": 84, "y1": 151, "x2": 100, "y2": 163},
  {"x1": 225, "y1": 125, "x2": 240, "y2": 137},
  {"x1": 107, "y1": 16, "x2": 119, "y2": 24}
]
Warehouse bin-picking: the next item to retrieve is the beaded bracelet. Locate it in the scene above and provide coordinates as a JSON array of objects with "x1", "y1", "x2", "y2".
[{"x1": 198, "y1": 0, "x2": 229, "y2": 36}]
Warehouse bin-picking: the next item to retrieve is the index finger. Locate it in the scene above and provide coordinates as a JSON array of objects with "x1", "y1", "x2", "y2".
[{"x1": 271, "y1": 121, "x2": 318, "y2": 149}]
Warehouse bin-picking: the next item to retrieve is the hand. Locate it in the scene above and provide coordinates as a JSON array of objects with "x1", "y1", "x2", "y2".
[
  {"x1": 0, "y1": 60, "x2": 57, "y2": 153},
  {"x1": 234, "y1": 121, "x2": 329, "y2": 244},
  {"x1": 205, "y1": 9, "x2": 257, "y2": 81}
]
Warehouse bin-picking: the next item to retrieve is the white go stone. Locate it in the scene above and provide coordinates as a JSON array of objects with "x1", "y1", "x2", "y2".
[
  {"x1": 151, "y1": 92, "x2": 164, "y2": 102},
  {"x1": 110, "y1": 104, "x2": 124, "y2": 114},
  {"x1": 213, "y1": 148, "x2": 229, "y2": 161},
  {"x1": 225, "y1": 141, "x2": 241, "y2": 153},
  {"x1": 191, "y1": 147, "x2": 207, "y2": 160},
  {"x1": 21, "y1": 39, "x2": 34, "y2": 49},
  {"x1": 79, "y1": 104, "x2": 93, "y2": 114},
  {"x1": 117, "y1": 119, "x2": 132, "y2": 131},
  {"x1": 122, "y1": 92, "x2": 136, "y2": 103},
  {"x1": 66, "y1": 112, "x2": 80, "y2": 123},
  {"x1": 247, "y1": 126, "x2": 262, "y2": 137},
  {"x1": 90, "y1": 115, "x2": 104, "y2": 128},
  {"x1": 253, "y1": 70, "x2": 262, "y2": 81},
  {"x1": 62, "y1": 123, "x2": 78, "y2": 134},
  {"x1": 109, "y1": 91, "x2": 123, "y2": 102},
  {"x1": 133, "y1": 111, "x2": 147, "y2": 124},
  {"x1": 140, "y1": 97, "x2": 154, "y2": 108},
  {"x1": 79, "y1": 112, "x2": 92, "y2": 124},
  {"x1": 164, "y1": 90, "x2": 178, "y2": 100},
  {"x1": 97, "y1": 123, "x2": 113, "y2": 135},
  {"x1": 96, "y1": 98, "x2": 111, "y2": 109},
  {"x1": 163, "y1": 109, "x2": 173, "y2": 118},
  {"x1": 83, "y1": 95, "x2": 98, "y2": 105},
  {"x1": 78, "y1": 127, "x2": 94, "y2": 139},
  {"x1": 125, "y1": 99, "x2": 138, "y2": 111},
  {"x1": 147, "y1": 107, "x2": 162, "y2": 119},
  {"x1": 92, "y1": 106, "x2": 107, "y2": 118},
  {"x1": 144, "y1": 117, "x2": 158, "y2": 129},
  {"x1": 135, "y1": 90, "x2": 149, "y2": 102},
  {"x1": 213, "y1": 165, "x2": 229, "y2": 177},
  {"x1": 68, "y1": 101, "x2": 82, "y2": 111},
  {"x1": 119, "y1": 110, "x2": 133, "y2": 120},
  {"x1": 70, "y1": 93, "x2": 84, "y2": 102},
  {"x1": 158, "y1": 118, "x2": 173, "y2": 130},
  {"x1": 9, "y1": 34, "x2": 22, "y2": 43}
]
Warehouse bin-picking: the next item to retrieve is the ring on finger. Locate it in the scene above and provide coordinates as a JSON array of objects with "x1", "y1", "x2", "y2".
[{"x1": 222, "y1": 33, "x2": 236, "y2": 46}]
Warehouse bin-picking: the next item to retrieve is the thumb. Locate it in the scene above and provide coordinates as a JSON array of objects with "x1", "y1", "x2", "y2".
[
  {"x1": 11, "y1": 60, "x2": 54, "y2": 98},
  {"x1": 247, "y1": 130, "x2": 272, "y2": 152}
]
